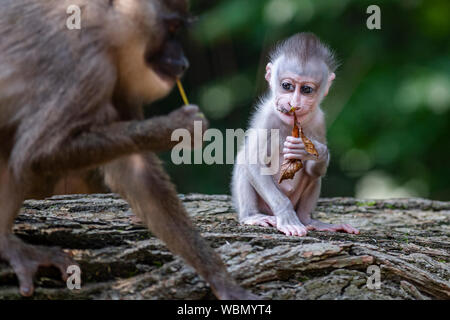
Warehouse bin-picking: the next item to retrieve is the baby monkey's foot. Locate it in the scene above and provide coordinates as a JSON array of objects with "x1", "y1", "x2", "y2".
[
  {"x1": 241, "y1": 213, "x2": 277, "y2": 228},
  {"x1": 304, "y1": 219, "x2": 360, "y2": 234},
  {"x1": 241, "y1": 214, "x2": 308, "y2": 237},
  {"x1": 275, "y1": 215, "x2": 308, "y2": 237},
  {"x1": 276, "y1": 221, "x2": 308, "y2": 237},
  {"x1": 0, "y1": 234, "x2": 77, "y2": 296}
]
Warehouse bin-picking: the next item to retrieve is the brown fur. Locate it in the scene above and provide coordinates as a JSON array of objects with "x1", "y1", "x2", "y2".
[{"x1": 0, "y1": 0, "x2": 254, "y2": 299}]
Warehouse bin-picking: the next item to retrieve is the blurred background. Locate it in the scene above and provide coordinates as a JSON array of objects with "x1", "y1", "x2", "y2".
[{"x1": 148, "y1": 0, "x2": 450, "y2": 200}]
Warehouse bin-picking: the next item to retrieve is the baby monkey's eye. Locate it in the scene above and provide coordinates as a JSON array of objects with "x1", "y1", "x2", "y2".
[
  {"x1": 301, "y1": 85, "x2": 314, "y2": 94},
  {"x1": 281, "y1": 82, "x2": 294, "y2": 91}
]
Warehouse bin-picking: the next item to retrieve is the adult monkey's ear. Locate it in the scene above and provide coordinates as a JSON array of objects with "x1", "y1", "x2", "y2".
[
  {"x1": 323, "y1": 72, "x2": 335, "y2": 97},
  {"x1": 265, "y1": 62, "x2": 273, "y2": 86}
]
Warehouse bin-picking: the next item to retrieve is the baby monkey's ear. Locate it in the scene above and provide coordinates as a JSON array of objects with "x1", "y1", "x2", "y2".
[
  {"x1": 323, "y1": 72, "x2": 336, "y2": 97},
  {"x1": 265, "y1": 62, "x2": 273, "y2": 85}
]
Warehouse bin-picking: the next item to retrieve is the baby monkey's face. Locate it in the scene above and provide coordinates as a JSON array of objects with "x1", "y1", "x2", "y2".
[
  {"x1": 274, "y1": 71, "x2": 321, "y2": 126},
  {"x1": 266, "y1": 58, "x2": 326, "y2": 126}
]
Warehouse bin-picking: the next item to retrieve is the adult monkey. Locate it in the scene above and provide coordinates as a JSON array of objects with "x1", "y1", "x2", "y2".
[{"x1": 0, "y1": 0, "x2": 254, "y2": 299}]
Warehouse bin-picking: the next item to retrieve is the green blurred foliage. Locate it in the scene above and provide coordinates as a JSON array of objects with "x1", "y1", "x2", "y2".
[{"x1": 148, "y1": 0, "x2": 450, "y2": 200}]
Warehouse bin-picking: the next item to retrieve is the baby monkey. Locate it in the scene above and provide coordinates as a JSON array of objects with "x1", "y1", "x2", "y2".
[{"x1": 232, "y1": 33, "x2": 359, "y2": 237}]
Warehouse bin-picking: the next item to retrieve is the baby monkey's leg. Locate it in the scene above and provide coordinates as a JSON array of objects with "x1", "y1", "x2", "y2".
[
  {"x1": 232, "y1": 165, "x2": 276, "y2": 228},
  {"x1": 296, "y1": 178, "x2": 359, "y2": 234}
]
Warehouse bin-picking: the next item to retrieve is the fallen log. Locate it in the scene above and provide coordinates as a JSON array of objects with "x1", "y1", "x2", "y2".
[{"x1": 0, "y1": 194, "x2": 448, "y2": 299}]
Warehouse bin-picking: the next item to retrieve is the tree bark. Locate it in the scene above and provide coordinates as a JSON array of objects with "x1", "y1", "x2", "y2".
[{"x1": 1, "y1": 194, "x2": 448, "y2": 299}]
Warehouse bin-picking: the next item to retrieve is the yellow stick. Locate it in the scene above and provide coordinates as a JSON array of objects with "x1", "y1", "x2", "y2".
[{"x1": 176, "y1": 78, "x2": 190, "y2": 105}]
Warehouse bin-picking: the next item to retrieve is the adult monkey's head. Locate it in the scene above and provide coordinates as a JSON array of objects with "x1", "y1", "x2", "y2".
[{"x1": 110, "y1": 0, "x2": 191, "y2": 103}]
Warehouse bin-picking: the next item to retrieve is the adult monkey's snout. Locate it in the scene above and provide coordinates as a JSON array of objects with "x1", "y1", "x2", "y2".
[{"x1": 155, "y1": 39, "x2": 189, "y2": 78}]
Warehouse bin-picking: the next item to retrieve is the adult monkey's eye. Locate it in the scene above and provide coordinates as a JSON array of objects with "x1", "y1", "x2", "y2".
[
  {"x1": 281, "y1": 82, "x2": 293, "y2": 91},
  {"x1": 301, "y1": 85, "x2": 314, "y2": 94},
  {"x1": 167, "y1": 19, "x2": 182, "y2": 34},
  {"x1": 164, "y1": 14, "x2": 187, "y2": 35}
]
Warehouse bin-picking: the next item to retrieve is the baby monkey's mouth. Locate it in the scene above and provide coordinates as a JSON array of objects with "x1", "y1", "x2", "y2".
[
  {"x1": 276, "y1": 105, "x2": 291, "y2": 114},
  {"x1": 277, "y1": 104, "x2": 299, "y2": 115}
]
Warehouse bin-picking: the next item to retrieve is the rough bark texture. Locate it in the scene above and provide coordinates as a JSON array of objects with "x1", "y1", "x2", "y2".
[{"x1": 0, "y1": 194, "x2": 449, "y2": 300}]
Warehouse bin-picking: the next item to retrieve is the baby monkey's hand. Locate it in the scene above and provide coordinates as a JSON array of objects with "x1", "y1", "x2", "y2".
[{"x1": 283, "y1": 136, "x2": 327, "y2": 162}]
